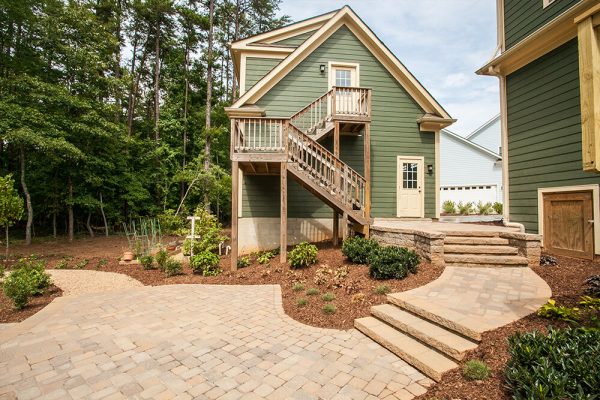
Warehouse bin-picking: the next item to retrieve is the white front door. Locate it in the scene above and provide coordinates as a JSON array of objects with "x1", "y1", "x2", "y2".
[{"x1": 397, "y1": 156, "x2": 424, "y2": 218}]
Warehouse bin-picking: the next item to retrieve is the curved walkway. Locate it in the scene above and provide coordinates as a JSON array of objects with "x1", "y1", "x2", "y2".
[
  {"x1": 47, "y1": 269, "x2": 144, "y2": 296},
  {"x1": 0, "y1": 284, "x2": 430, "y2": 400}
]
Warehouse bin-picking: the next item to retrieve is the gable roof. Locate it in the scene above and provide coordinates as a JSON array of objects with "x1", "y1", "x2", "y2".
[
  {"x1": 230, "y1": 6, "x2": 453, "y2": 122},
  {"x1": 466, "y1": 114, "x2": 500, "y2": 141},
  {"x1": 442, "y1": 128, "x2": 502, "y2": 160}
]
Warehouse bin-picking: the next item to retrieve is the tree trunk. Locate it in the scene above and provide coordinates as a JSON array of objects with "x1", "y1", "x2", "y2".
[
  {"x1": 154, "y1": 16, "x2": 161, "y2": 141},
  {"x1": 113, "y1": 0, "x2": 123, "y2": 124},
  {"x1": 231, "y1": 0, "x2": 241, "y2": 101},
  {"x1": 204, "y1": 0, "x2": 215, "y2": 209},
  {"x1": 86, "y1": 212, "x2": 94, "y2": 237},
  {"x1": 52, "y1": 212, "x2": 57, "y2": 238},
  {"x1": 127, "y1": 46, "x2": 148, "y2": 136},
  {"x1": 19, "y1": 148, "x2": 32, "y2": 245},
  {"x1": 181, "y1": 40, "x2": 190, "y2": 202},
  {"x1": 67, "y1": 175, "x2": 74, "y2": 242},
  {"x1": 5, "y1": 225, "x2": 9, "y2": 258},
  {"x1": 99, "y1": 192, "x2": 108, "y2": 236}
]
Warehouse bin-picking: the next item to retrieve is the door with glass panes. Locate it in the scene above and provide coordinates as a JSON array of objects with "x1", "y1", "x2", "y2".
[
  {"x1": 330, "y1": 64, "x2": 358, "y2": 115},
  {"x1": 397, "y1": 156, "x2": 424, "y2": 217}
]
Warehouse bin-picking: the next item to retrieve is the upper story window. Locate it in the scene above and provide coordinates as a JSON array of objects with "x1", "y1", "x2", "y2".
[
  {"x1": 543, "y1": 0, "x2": 556, "y2": 8},
  {"x1": 335, "y1": 69, "x2": 352, "y2": 87}
]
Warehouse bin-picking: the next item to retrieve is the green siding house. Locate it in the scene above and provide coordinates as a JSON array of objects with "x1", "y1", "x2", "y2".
[
  {"x1": 478, "y1": 0, "x2": 600, "y2": 259},
  {"x1": 226, "y1": 6, "x2": 454, "y2": 266}
]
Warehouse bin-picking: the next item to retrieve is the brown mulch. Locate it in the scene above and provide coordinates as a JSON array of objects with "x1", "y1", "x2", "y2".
[
  {"x1": 0, "y1": 285, "x2": 63, "y2": 323},
  {"x1": 415, "y1": 254, "x2": 600, "y2": 400}
]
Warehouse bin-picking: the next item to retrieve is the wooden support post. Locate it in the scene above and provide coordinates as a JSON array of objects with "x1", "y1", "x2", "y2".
[
  {"x1": 364, "y1": 122, "x2": 371, "y2": 237},
  {"x1": 334, "y1": 121, "x2": 340, "y2": 157},
  {"x1": 342, "y1": 212, "x2": 349, "y2": 240},
  {"x1": 332, "y1": 211, "x2": 339, "y2": 246},
  {"x1": 231, "y1": 161, "x2": 239, "y2": 270},
  {"x1": 280, "y1": 162, "x2": 287, "y2": 263}
]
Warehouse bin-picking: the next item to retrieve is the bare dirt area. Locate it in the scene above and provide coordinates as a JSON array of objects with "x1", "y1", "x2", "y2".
[
  {"x1": 0, "y1": 285, "x2": 62, "y2": 323},
  {"x1": 416, "y1": 254, "x2": 600, "y2": 400}
]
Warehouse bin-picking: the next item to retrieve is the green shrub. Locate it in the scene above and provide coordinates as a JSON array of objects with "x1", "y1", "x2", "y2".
[
  {"x1": 237, "y1": 256, "x2": 250, "y2": 268},
  {"x1": 74, "y1": 259, "x2": 89, "y2": 269},
  {"x1": 164, "y1": 258, "x2": 183, "y2": 277},
  {"x1": 257, "y1": 251, "x2": 275, "y2": 264},
  {"x1": 505, "y1": 328, "x2": 600, "y2": 399},
  {"x1": 139, "y1": 255, "x2": 154, "y2": 270},
  {"x1": 297, "y1": 298, "x2": 308, "y2": 307},
  {"x1": 537, "y1": 299, "x2": 580, "y2": 324},
  {"x1": 492, "y1": 202, "x2": 503, "y2": 215},
  {"x1": 341, "y1": 236, "x2": 379, "y2": 264},
  {"x1": 476, "y1": 201, "x2": 493, "y2": 215},
  {"x1": 442, "y1": 200, "x2": 456, "y2": 214},
  {"x1": 322, "y1": 304, "x2": 336, "y2": 314},
  {"x1": 190, "y1": 251, "x2": 221, "y2": 276},
  {"x1": 306, "y1": 288, "x2": 319, "y2": 296},
  {"x1": 155, "y1": 249, "x2": 168, "y2": 270},
  {"x1": 55, "y1": 258, "x2": 69, "y2": 269},
  {"x1": 157, "y1": 209, "x2": 186, "y2": 235},
  {"x1": 3, "y1": 273, "x2": 30, "y2": 309},
  {"x1": 96, "y1": 258, "x2": 108, "y2": 269},
  {"x1": 321, "y1": 292, "x2": 335, "y2": 302},
  {"x1": 374, "y1": 284, "x2": 391, "y2": 295},
  {"x1": 462, "y1": 360, "x2": 490, "y2": 381},
  {"x1": 0, "y1": 264, "x2": 4, "y2": 278},
  {"x1": 2, "y1": 261, "x2": 51, "y2": 309},
  {"x1": 457, "y1": 201, "x2": 473, "y2": 215},
  {"x1": 182, "y1": 207, "x2": 227, "y2": 256},
  {"x1": 368, "y1": 246, "x2": 419, "y2": 280},
  {"x1": 292, "y1": 282, "x2": 305, "y2": 292},
  {"x1": 289, "y1": 242, "x2": 318, "y2": 269},
  {"x1": 580, "y1": 295, "x2": 600, "y2": 310}
]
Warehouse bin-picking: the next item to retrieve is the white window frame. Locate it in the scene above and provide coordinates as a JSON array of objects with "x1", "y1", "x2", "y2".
[
  {"x1": 537, "y1": 184, "x2": 600, "y2": 255},
  {"x1": 328, "y1": 61, "x2": 360, "y2": 89}
]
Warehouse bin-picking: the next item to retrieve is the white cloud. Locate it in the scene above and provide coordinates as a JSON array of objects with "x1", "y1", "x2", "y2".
[{"x1": 276, "y1": 0, "x2": 500, "y2": 135}]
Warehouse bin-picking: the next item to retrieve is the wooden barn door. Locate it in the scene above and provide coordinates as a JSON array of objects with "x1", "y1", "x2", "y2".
[{"x1": 543, "y1": 191, "x2": 594, "y2": 259}]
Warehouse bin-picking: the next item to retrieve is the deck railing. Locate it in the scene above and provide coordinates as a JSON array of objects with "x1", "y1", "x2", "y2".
[
  {"x1": 332, "y1": 86, "x2": 371, "y2": 118},
  {"x1": 231, "y1": 117, "x2": 287, "y2": 153},
  {"x1": 290, "y1": 91, "x2": 330, "y2": 134}
]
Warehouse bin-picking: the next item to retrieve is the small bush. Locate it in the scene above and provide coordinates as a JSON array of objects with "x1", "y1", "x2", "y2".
[
  {"x1": 537, "y1": 299, "x2": 580, "y2": 324},
  {"x1": 157, "y1": 209, "x2": 187, "y2": 235},
  {"x1": 368, "y1": 246, "x2": 420, "y2": 280},
  {"x1": 190, "y1": 251, "x2": 221, "y2": 276},
  {"x1": 297, "y1": 298, "x2": 308, "y2": 307},
  {"x1": 74, "y1": 259, "x2": 89, "y2": 269},
  {"x1": 2, "y1": 261, "x2": 51, "y2": 309},
  {"x1": 341, "y1": 236, "x2": 379, "y2": 264},
  {"x1": 322, "y1": 304, "x2": 336, "y2": 314},
  {"x1": 139, "y1": 255, "x2": 154, "y2": 270},
  {"x1": 374, "y1": 284, "x2": 391, "y2": 295},
  {"x1": 306, "y1": 288, "x2": 319, "y2": 296},
  {"x1": 505, "y1": 328, "x2": 600, "y2": 399},
  {"x1": 155, "y1": 249, "x2": 168, "y2": 270},
  {"x1": 292, "y1": 282, "x2": 305, "y2": 292},
  {"x1": 457, "y1": 201, "x2": 473, "y2": 215},
  {"x1": 475, "y1": 201, "x2": 493, "y2": 215},
  {"x1": 580, "y1": 295, "x2": 600, "y2": 310},
  {"x1": 3, "y1": 273, "x2": 30, "y2": 309},
  {"x1": 289, "y1": 242, "x2": 318, "y2": 269},
  {"x1": 0, "y1": 264, "x2": 4, "y2": 278},
  {"x1": 55, "y1": 258, "x2": 69, "y2": 269},
  {"x1": 237, "y1": 256, "x2": 250, "y2": 268},
  {"x1": 462, "y1": 360, "x2": 490, "y2": 381},
  {"x1": 492, "y1": 202, "x2": 503, "y2": 215},
  {"x1": 321, "y1": 292, "x2": 335, "y2": 302},
  {"x1": 96, "y1": 258, "x2": 108, "y2": 269},
  {"x1": 442, "y1": 200, "x2": 456, "y2": 214},
  {"x1": 257, "y1": 251, "x2": 275, "y2": 264},
  {"x1": 584, "y1": 275, "x2": 600, "y2": 297},
  {"x1": 164, "y1": 258, "x2": 183, "y2": 277}
]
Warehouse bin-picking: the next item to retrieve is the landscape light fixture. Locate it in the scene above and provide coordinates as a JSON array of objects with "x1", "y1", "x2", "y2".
[{"x1": 320, "y1": 64, "x2": 326, "y2": 74}]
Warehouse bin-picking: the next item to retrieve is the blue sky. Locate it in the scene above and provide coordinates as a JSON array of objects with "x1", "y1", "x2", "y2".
[{"x1": 277, "y1": 0, "x2": 499, "y2": 135}]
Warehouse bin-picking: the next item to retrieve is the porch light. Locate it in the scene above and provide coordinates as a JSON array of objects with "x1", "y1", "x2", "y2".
[
  {"x1": 319, "y1": 64, "x2": 326, "y2": 74},
  {"x1": 427, "y1": 164, "x2": 433, "y2": 174}
]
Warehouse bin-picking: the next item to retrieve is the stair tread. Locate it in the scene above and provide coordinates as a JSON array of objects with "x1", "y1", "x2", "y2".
[
  {"x1": 444, "y1": 245, "x2": 518, "y2": 255},
  {"x1": 444, "y1": 237, "x2": 509, "y2": 245},
  {"x1": 371, "y1": 304, "x2": 478, "y2": 360},
  {"x1": 444, "y1": 254, "x2": 528, "y2": 264},
  {"x1": 355, "y1": 317, "x2": 457, "y2": 382}
]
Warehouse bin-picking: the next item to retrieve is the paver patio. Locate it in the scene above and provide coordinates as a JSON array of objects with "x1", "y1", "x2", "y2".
[{"x1": 0, "y1": 284, "x2": 430, "y2": 400}]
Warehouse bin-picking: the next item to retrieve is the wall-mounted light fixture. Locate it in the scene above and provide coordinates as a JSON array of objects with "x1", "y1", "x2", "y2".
[
  {"x1": 319, "y1": 64, "x2": 326, "y2": 74},
  {"x1": 427, "y1": 164, "x2": 433, "y2": 174}
]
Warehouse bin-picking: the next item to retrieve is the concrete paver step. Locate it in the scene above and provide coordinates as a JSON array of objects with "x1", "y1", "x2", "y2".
[
  {"x1": 444, "y1": 254, "x2": 528, "y2": 266},
  {"x1": 444, "y1": 236, "x2": 509, "y2": 245},
  {"x1": 355, "y1": 317, "x2": 457, "y2": 382},
  {"x1": 371, "y1": 304, "x2": 478, "y2": 361},
  {"x1": 443, "y1": 244, "x2": 518, "y2": 255},
  {"x1": 441, "y1": 230, "x2": 499, "y2": 237}
]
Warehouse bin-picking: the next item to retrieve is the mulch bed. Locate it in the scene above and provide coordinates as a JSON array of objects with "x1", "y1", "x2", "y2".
[
  {"x1": 0, "y1": 285, "x2": 63, "y2": 323},
  {"x1": 415, "y1": 253, "x2": 600, "y2": 400}
]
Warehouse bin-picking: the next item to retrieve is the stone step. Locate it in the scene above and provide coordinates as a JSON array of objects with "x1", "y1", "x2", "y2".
[
  {"x1": 355, "y1": 317, "x2": 457, "y2": 382},
  {"x1": 441, "y1": 231, "x2": 499, "y2": 237},
  {"x1": 444, "y1": 254, "x2": 528, "y2": 266},
  {"x1": 444, "y1": 236, "x2": 509, "y2": 245},
  {"x1": 443, "y1": 244, "x2": 518, "y2": 255},
  {"x1": 371, "y1": 304, "x2": 478, "y2": 361}
]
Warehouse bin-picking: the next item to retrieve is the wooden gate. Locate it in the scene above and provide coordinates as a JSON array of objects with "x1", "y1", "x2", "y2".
[{"x1": 542, "y1": 191, "x2": 594, "y2": 259}]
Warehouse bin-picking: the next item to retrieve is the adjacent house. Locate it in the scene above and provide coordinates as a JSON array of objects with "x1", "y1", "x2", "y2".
[
  {"x1": 225, "y1": 6, "x2": 454, "y2": 266},
  {"x1": 478, "y1": 0, "x2": 600, "y2": 259},
  {"x1": 440, "y1": 115, "x2": 503, "y2": 206}
]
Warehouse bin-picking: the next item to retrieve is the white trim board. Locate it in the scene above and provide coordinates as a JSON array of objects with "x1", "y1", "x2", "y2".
[
  {"x1": 537, "y1": 184, "x2": 600, "y2": 255},
  {"x1": 327, "y1": 61, "x2": 360, "y2": 89}
]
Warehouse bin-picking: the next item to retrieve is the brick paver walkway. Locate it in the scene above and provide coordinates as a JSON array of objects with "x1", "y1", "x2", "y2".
[{"x1": 0, "y1": 284, "x2": 430, "y2": 400}]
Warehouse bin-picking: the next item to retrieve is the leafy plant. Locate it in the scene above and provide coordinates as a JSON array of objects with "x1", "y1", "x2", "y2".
[
  {"x1": 182, "y1": 207, "x2": 227, "y2": 256},
  {"x1": 155, "y1": 250, "x2": 168, "y2": 270},
  {"x1": 164, "y1": 258, "x2": 183, "y2": 277},
  {"x1": 374, "y1": 284, "x2": 391, "y2": 295},
  {"x1": 457, "y1": 201, "x2": 473, "y2": 215},
  {"x1": 505, "y1": 328, "x2": 600, "y2": 399},
  {"x1": 292, "y1": 282, "x2": 305, "y2": 292},
  {"x1": 579, "y1": 295, "x2": 600, "y2": 310},
  {"x1": 297, "y1": 298, "x2": 308, "y2": 307},
  {"x1": 537, "y1": 299, "x2": 580, "y2": 324},
  {"x1": 492, "y1": 202, "x2": 503, "y2": 215},
  {"x1": 257, "y1": 251, "x2": 275, "y2": 264},
  {"x1": 367, "y1": 246, "x2": 419, "y2": 280},
  {"x1": 322, "y1": 304, "x2": 336, "y2": 314},
  {"x1": 139, "y1": 255, "x2": 154, "y2": 270},
  {"x1": 55, "y1": 258, "x2": 69, "y2": 269},
  {"x1": 74, "y1": 259, "x2": 89, "y2": 269},
  {"x1": 442, "y1": 200, "x2": 456, "y2": 214},
  {"x1": 306, "y1": 288, "x2": 319, "y2": 296},
  {"x1": 342, "y1": 236, "x2": 379, "y2": 264},
  {"x1": 237, "y1": 256, "x2": 250, "y2": 268},
  {"x1": 584, "y1": 275, "x2": 600, "y2": 297},
  {"x1": 0, "y1": 174, "x2": 24, "y2": 257},
  {"x1": 462, "y1": 360, "x2": 490, "y2": 381},
  {"x1": 157, "y1": 209, "x2": 186, "y2": 235},
  {"x1": 289, "y1": 242, "x2": 318, "y2": 269},
  {"x1": 475, "y1": 201, "x2": 493, "y2": 215},
  {"x1": 2, "y1": 261, "x2": 51, "y2": 309},
  {"x1": 96, "y1": 258, "x2": 108, "y2": 269},
  {"x1": 2, "y1": 273, "x2": 30, "y2": 309},
  {"x1": 321, "y1": 292, "x2": 335, "y2": 302},
  {"x1": 190, "y1": 251, "x2": 221, "y2": 276}
]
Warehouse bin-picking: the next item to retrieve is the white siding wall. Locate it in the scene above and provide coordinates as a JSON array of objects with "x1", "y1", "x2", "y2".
[{"x1": 469, "y1": 118, "x2": 501, "y2": 154}]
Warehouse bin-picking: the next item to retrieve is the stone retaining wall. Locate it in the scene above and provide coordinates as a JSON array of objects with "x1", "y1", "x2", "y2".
[
  {"x1": 370, "y1": 226, "x2": 446, "y2": 266},
  {"x1": 499, "y1": 232, "x2": 542, "y2": 267}
]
